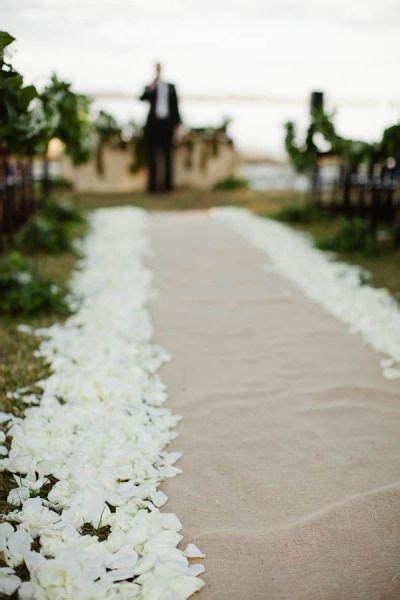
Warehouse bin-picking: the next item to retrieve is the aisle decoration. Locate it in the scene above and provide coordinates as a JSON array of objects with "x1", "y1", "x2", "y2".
[
  {"x1": 0, "y1": 207, "x2": 204, "y2": 598},
  {"x1": 213, "y1": 207, "x2": 400, "y2": 379}
]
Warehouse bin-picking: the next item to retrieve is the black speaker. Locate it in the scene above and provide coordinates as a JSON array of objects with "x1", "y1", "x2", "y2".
[{"x1": 310, "y1": 91, "x2": 324, "y2": 112}]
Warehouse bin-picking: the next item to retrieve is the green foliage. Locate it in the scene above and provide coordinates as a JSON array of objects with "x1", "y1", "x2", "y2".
[
  {"x1": 130, "y1": 134, "x2": 146, "y2": 173},
  {"x1": 40, "y1": 74, "x2": 94, "y2": 165},
  {"x1": 0, "y1": 31, "x2": 42, "y2": 155},
  {"x1": 316, "y1": 217, "x2": 378, "y2": 256},
  {"x1": 284, "y1": 121, "x2": 317, "y2": 173},
  {"x1": 48, "y1": 175, "x2": 73, "y2": 191},
  {"x1": 380, "y1": 124, "x2": 400, "y2": 158},
  {"x1": 0, "y1": 31, "x2": 94, "y2": 163},
  {"x1": 0, "y1": 32, "x2": 15, "y2": 55},
  {"x1": 285, "y1": 106, "x2": 392, "y2": 174},
  {"x1": 0, "y1": 252, "x2": 70, "y2": 316},
  {"x1": 214, "y1": 175, "x2": 249, "y2": 191},
  {"x1": 273, "y1": 202, "x2": 324, "y2": 224},
  {"x1": 41, "y1": 198, "x2": 85, "y2": 226},
  {"x1": 17, "y1": 199, "x2": 85, "y2": 254},
  {"x1": 95, "y1": 110, "x2": 122, "y2": 141},
  {"x1": 17, "y1": 214, "x2": 73, "y2": 254},
  {"x1": 94, "y1": 110, "x2": 123, "y2": 175}
]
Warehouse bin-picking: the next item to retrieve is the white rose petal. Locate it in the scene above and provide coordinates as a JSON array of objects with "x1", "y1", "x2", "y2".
[
  {"x1": 0, "y1": 209, "x2": 204, "y2": 598},
  {"x1": 0, "y1": 523, "x2": 15, "y2": 552},
  {"x1": 183, "y1": 543, "x2": 206, "y2": 558},
  {"x1": 214, "y1": 207, "x2": 400, "y2": 379},
  {"x1": 105, "y1": 547, "x2": 138, "y2": 571},
  {"x1": 7, "y1": 487, "x2": 30, "y2": 506},
  {"x1": 17, "y1": 324, "x2": 33, "y2": 334},
  {"x1": 0, "y1": 412, "x2": 12, "y2": 424},
  {"x1": 0, "y1": 567, "x2": 22, "y2": 595}
]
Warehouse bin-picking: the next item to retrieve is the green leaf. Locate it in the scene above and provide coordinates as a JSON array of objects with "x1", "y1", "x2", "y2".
[
  {"x1": 19, "y1": 85, "x2": 37, "y2": 109},
  {"x1": 0, "y1": 71, "x2": 23, "y2": 90},
  {"x1": 0, "y1": 31, "x2": 15, "y2": 53}
]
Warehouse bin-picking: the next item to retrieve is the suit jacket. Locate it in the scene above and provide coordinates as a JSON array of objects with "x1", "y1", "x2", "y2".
[{"x1": 140, "y1": 82, "x2": 181, "y2": 130}]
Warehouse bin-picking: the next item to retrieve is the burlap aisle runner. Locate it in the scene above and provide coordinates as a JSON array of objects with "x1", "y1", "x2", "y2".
[{"x1": 149, "y1": 210, "x2": 400, "y2": 600}]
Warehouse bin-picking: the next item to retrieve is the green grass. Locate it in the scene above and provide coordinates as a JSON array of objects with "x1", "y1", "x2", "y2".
[
  {"x1": 213, "y1": 175, "x2": 249, "y2": 191},
  {"x1": 0, "y1": 249, "x2": 77, "y2": 524},
  {"x1": 73, "y1": 188, "x2": 306, "y2": 214},
  {"x1": 0, "y1": 251, "x2": 77, "y2": 415},
  {"x1": 315, "y1": 217, "x2": 379, "y2": 256},
  {"x1": 273, "y1": 201, "x2": 325, "y2": 224},
  {"x1": 289, "y1": 218, "x2": 400, "y2": 301}
]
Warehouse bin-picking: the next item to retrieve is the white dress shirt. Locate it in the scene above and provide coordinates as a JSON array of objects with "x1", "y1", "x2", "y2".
[{"x1": 155, "y1": 80, "x2": 169, "y2": 119}]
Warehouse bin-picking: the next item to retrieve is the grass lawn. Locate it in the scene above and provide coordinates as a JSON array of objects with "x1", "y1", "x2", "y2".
[
  {"x1": 0, "y1": 251, "x2": 77, "y2": 415},
  {"x1": 287, "y1": 219, "x2": 400, "y2": 301},
  {"x1": 0, "y1": 250, "x2": 78, "y2": 514},
  {"x1": 73, "y1": 188, "x2": 306, "y2": 214}
]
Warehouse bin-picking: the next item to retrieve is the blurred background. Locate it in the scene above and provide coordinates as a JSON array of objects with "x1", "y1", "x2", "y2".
[{"x1": 4, "y1": 0, "x2": 400, "y2": 190}]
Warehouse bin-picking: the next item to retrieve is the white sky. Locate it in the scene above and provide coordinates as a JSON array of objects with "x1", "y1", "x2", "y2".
[{"x1": 3, "y1": 0, "x2": 400, "y2": 156}]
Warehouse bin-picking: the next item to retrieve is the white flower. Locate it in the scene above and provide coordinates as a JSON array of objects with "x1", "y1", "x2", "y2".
[
  {"x1": 105, "y1": 547, "x2": 138, "y2": 571},
  {"x1": 3, "y1": 529, "x2": 32, "y2": 567},
  {"x1": 137, "y1": 562, "x2": 204, "y2": 599},
  {"x1": 131, "y1": 552, "x2": 157, "y2": 576},
  {"x1": 0, "y1": 567, "x2": 22, "y2": 596},
  {"x1": 0, "y1": 523, "x2": 15, "y2": 552},
  {"x1": 183, "y1": 544, "x2": 205, "y2": 559},
  {"x1": 161, "y1": 513, "x2": 182, "y2": 531},
  {"x1": 212, "y1": 207, "x2": 400, "y2": 378},
  {"x1": 0, "y1": 412, "x2": 12, "y2": 424},
  {"x1": 16, "y1": 272, "x2": 32, "y2": 284},
  {"x1": 17, "y1": 324, "x2": 33, "y2": 335},
  {"x1": 0, "y1": 208, "x2": 204, "y2": 597},
  {"x1": 7, "y1": 487, "x2": 30, "y2": 506},
  {"x1": 8, "y1": 497, "x2": 60, "y2": 536}
]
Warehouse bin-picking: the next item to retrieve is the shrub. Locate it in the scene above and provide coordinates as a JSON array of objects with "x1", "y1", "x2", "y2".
[
  {"x1": 214, "y1": 175, "x2": 249, "y2": 191},
  {"x1": 17, "y1": 199, "x2": 85, "y2": 254},
  {"x1": 0, "y1": 252, "x2": 70, "y2": 316},
  {"x1": 316, "y1": 217, "x2": 377, "y2": 255},
  {"x1": 17, "y1": 214, "x2": 73, "y2": 254},
  {"x1": 274, "y1": 202, "x2": 323, "y2": 224},
  {"x1": 48, "y1": 176, "x2": 74, "y2": 192},
  {"x1": 40, "y1": 198, "x2": 84, "y2": 226}
]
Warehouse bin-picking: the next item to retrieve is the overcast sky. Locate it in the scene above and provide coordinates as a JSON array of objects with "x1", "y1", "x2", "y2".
[
  {"x1": 4, "y1": 0, "x2": 400, "y2": 97},
  {"x1": 3, "y1": 0, "x2": 400, "y2": 155}
]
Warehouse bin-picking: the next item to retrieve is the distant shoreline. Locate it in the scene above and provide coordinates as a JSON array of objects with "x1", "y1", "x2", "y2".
[
  {"x1": 238, "y1": 155, "x2": 285, "y2": 166},
  {"x1": 87, "y1": 91, "x2": 400, "y2": 109}
]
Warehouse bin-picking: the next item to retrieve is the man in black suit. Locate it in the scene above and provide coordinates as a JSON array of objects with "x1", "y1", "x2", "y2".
[{"x1": 140, "y1": 62, "x2": 181, "y2": 192}]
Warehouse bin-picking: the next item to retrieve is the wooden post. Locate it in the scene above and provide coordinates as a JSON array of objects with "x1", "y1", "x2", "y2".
[
  {"x1": 41, "y1": 152, "x2": 50, "y2": 204},
  {"x1": 393, "y1": 193, "x2": 400, "y2": 247},
  {"x1": 342, "y1": 165, "x2": 351, "y2": 217},
  {"x1": 2, "y1": 151, "x2": 14, "y2": 244},
  {"x1": 311, "y1": 161, "x2": 321, "y2": 207}
]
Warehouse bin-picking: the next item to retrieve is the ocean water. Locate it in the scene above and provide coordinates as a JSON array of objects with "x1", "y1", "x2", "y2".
[{"x1": 240, "y1": 163, "x2": 309, "y2": 191}]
